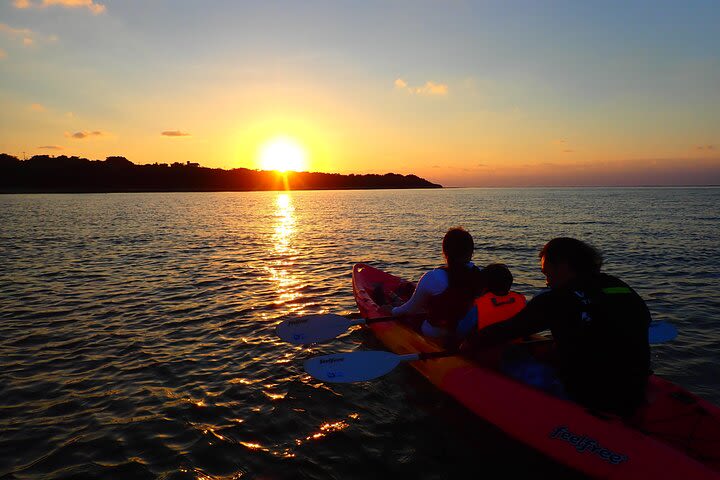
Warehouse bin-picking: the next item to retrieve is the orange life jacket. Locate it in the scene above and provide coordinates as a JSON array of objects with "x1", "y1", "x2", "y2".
[{"x1": 474, "y1": 291, "x2": 527, "y2": 329}]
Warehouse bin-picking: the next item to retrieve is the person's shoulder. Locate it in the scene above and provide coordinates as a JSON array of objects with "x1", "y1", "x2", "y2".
[
  {"x1": 592, "y1": 272, "x2": 636, "y2": 291},
  {"x1": 424, "y1": 268, "x2": 448, "y2": 281},
  {"x1": 530, "y1": 287, "x2": 554, "y2": 301},
  {"x1": 417, "y1": 267, "x2": 447, "y2": 284}
]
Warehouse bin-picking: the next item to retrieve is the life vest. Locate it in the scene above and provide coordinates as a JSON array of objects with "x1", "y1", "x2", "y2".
[
  {"x1": 551, "y1": 274, "x2": 651, "y2": 415},
  {"x1": 474, "y1": 291, "x2": 527, "y2": 329},
  {"x1": 426, "y1": 265, "x2": 481, "y2": 331}
]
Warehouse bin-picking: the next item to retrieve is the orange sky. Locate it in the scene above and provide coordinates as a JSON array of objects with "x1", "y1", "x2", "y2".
[{"x1": 1, "y1": 1, "x2": 718, "y2": 186}]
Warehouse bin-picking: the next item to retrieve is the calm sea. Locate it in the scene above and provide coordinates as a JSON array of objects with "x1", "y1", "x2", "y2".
[{"x1": 1, "y1": 188, "x2": 718, "y2": 479}]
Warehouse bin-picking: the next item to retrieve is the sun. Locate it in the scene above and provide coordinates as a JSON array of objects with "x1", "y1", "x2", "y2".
[{"x1": 258, "y1": 137, "x2": 307, "y2": 172}]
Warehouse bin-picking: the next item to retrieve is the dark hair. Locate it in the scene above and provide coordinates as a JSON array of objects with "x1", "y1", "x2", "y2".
[
  {"x1": 442, "y1": 227, "x2": 474, "y2": 266},
  {"x1": 484, "y1": 263, "x2": 513, "y2": 296},
  {"x1": 539, "y1": 237, "x2": 603, "y2": 276}
]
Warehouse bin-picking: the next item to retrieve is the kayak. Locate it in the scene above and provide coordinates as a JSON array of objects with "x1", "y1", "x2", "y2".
[{"x1": 352, "y1": 263, "x2": 720, "y2": 479}]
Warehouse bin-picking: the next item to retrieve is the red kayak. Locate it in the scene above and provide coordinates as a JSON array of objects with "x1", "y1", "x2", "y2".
[{"x1": 352, "y1": 263, "x2": 720, "y2": 479}]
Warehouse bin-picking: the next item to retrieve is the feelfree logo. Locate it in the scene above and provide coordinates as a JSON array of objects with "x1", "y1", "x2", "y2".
[
  {"x1": 549, "y1": 426, "x2": 629, "y2": 465},
  {"x1": 319, "y1": 357, "x2": 344, "y2": 365}
]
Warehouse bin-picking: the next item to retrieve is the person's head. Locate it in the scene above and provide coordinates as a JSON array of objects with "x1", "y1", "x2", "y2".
[
  {"x1": 539, "y1": 237, "x2": 602, "y2": 288},
  {"x1": 484, "y1": 263, "x2": 513, "y2": 296},
  {"x1": 442, "y1": 227, "x2": 474, "y2": 267}
]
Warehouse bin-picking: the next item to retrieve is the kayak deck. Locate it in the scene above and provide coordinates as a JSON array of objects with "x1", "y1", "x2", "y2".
[{"x1": 352, "y1": 263, "x2": 720, "y2": 479}]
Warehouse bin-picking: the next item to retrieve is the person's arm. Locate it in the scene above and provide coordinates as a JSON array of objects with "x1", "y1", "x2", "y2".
[
  {"x1": 462, "y1": 291, "x2": 553, "y2": 349},
  {"x1": 391, "y1": 270, "x2": 442, "y2": 317}
]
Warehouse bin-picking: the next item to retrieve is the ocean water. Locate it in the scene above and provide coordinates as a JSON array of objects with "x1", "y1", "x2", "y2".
[{"x1": 1, "y1": 187, "x2": 718, "y2": 479}]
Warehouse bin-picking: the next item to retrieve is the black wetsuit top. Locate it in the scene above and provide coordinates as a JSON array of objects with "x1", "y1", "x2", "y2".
[{"x1": 465, "y1": 273, "x2": 651, "y2": 416}]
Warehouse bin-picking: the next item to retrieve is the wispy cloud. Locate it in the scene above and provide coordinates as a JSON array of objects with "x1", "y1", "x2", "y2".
[
  {"x1": 0, "y1": 23, "x2": 57, "y2": 46},
  {"x1": 0, "y1": 23, "x2": 33, "y2": 45},
  {"x1": 43, "y1": 0, "x2": 106, "y2": 14},
  {"x1": 0, "y1": 48, "x2": 6, "y2": 59},
  {"x1": 38, "y1": 145, "x2": 63, "y2": 150},
  {"x1": 65, "y1": 130, "x2": 104, "y2": 139},
  {"x1": 394, "y1": 78, "x2": 449, "y2": 96},
  {"x1": 416, "y1": 81, "x2": 448, "y2": 96},
  {"x1": 30, "y1": 103, "x2": 45, "y2": 112},
  {"x1": 553, "y1": 139, "x2": 575, "y2": 153},
  {"x1": 12, "y1": 0, "x2": 106, "y2": 14},
  {"x1": 161, "y1": 130, "x2": 191, "y2": 137},
  {"x1": 696, "y1": 145, "x2": 716, "y2": 151}
]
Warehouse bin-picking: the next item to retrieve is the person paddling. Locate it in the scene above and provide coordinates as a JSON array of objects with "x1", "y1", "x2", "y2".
[
  {"x1": 462, "y1": 237, "x2": 651, "y2": 417},
  {"x1": 386, "y1": 227, "x2": 486, "y2": 341}
]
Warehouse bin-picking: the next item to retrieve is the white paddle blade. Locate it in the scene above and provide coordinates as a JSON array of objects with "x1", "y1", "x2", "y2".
[
  {"x1": 275, "y1": 314, "x2": 353, "y2": 345},
  {"x1": 649, "y1": 321, "x2": 678, "y2": 344},
  {"x1": 304, "y1": 351, "x2": 407, "y2": 383}
]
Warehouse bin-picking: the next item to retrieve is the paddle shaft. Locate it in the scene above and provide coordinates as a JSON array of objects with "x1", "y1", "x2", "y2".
[{"x1": 418, "y1": 350, "x2": 459, "y2": 360}]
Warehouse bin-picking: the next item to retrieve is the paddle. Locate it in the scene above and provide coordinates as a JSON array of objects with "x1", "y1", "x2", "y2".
[
  {"x1": 304, "y1": 321, "x2": 677, "y2": 383},
  {"x1": 275, "y1": 313, "x2": 392, "y2": 345},
  {"x1": 648, "y1": 320, "x2": 678, "y2": 344},
  {"x1": 304, "y1": 349, "x2": 456, "y2": 383},
  {"x1": 276, "y1": 313, "x2": 678, "y2": 345}
]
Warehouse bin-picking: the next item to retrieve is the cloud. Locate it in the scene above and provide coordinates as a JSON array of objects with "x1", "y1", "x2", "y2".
[
  {"x1": 0, "y1": 23, "x2": 34, "y2": 45},
  {"x1": 696, "y1": 145, "x2": 716, "y2": 151},
  {"x1": 0, "y1": 23, "x2": 57, "y2": 46},
  {"x1": 66, "y1": 130, "x2": 104, "y2": 139},
  {"x1": 38, "y1": 145, "x2": 63, "y2": 150},
  {"x1": 43, "y1": 0, "x2": 106, "y2": 14},
  {"x1": 0, "y1": 48, "x2": 6, "y2": 59},
  {"x1": 161, "y1": 130, "x2": 191, "y2": 137},
  {"x1": 30, "y1": 103, "x2": 45, "y2": 112},
  {"x1": 394, "y1": 78, "x2": 449, "y2": 96},
  {"x1": 12, "y1": 0, "x2": 106, "y2": 14},
  {"x1": 563, "y1": 149, "x2": 574, "y2": 153},
  {"x1": 394, "y1": 78, "x2": 408, "y2": 89},
  {"x1": 415, "y1": 81, "x2": 448, "y2": 96}
]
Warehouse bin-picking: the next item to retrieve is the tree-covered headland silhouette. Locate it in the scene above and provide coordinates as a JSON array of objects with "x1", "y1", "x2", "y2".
[{"x1": 0, "y1": 154, "x2": 442, "y2": 193}]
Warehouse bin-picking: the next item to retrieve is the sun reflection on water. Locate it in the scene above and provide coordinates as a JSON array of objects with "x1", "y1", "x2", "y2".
[
  {"x1": 295, "y1": 417, "x2": 355, "y2": 445},
  {"x1": 273, "y1": 193, "x2": 294, "y2": 254},
  {"x1": 264, "y1": 193, "x2": 305, "y2": 316}
]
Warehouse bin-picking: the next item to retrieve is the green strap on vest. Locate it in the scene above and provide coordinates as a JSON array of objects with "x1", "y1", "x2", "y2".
[{"x1": 602, "y1": 286, "x2": 632, "y2": 294}]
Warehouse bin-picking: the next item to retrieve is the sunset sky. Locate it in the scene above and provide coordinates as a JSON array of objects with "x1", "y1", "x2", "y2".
[{"x1": 1, "y1": 0, "x2": 718, "y2": 186}]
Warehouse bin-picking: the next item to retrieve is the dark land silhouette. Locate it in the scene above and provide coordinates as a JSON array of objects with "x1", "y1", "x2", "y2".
[{"x1": 0, "y1": 154, "x2": 442, "y2": 193}]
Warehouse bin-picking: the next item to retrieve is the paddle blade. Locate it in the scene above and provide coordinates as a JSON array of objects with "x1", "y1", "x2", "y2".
[
  {"x1": 649, "y1": 321, "x2": 678, "y2": 344},
  {"x1": 276, "y1": 314, "x2": 354, "y2": 345},
  {"x1": 304, "y1": 351, "x2": 408, "y2": 383}
]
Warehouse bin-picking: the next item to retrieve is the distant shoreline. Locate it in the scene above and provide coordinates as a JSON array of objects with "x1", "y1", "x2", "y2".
[
  {"x1": 0, "y1": 186, "x2": 444, "y2": 194},
  {"x1": 0, "y1": 153, "x2": 442, "y2": 193},
  {"x1": 4, "y1": 185, "x2": 717, "y2": 194}
]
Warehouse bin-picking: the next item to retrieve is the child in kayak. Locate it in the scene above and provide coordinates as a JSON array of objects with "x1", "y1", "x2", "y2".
[{"x1": 471, "y1": 263, "x2": 527, "y2": 331}]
